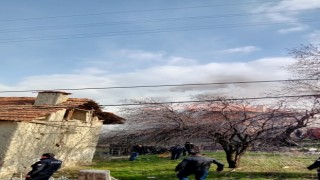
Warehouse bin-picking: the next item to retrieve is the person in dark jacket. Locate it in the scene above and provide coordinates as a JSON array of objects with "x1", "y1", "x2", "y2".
[
  {"x1": 25, "y1": 153, "x2": 62, "y2": 180},
  {"x1": 184, "y1": 142, "x2": 194, "y2": 155},
  {"x1": 175, "y1": 149, "x2": 224, "y2": 180},
  {"x1": 170, "y1": 145, "x2": 186, "y2": 160},
  {"x1": 308, "y1": 157, "x2": 320, "y2": 180}
]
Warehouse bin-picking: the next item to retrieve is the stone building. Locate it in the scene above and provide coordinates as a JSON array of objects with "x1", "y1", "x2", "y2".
[{"x1": 0, "y1": 91, "x2": 124, "y2": 179}]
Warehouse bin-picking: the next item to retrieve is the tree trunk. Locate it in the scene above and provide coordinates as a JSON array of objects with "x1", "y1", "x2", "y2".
[
  {"x1": 225, "y1": 150, "x2": 242, "y2": 168},
  {"x1": 220, "y1": 142, "x2": 249, "y2": 168},
  {"x1": 216, "y1": 136, "x2": 249, "y2": 168}
]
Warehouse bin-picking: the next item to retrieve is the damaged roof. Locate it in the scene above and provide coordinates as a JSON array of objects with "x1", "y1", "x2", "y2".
[{"x1": 0, "y1": 97, "x2": 124, "y2": 124}]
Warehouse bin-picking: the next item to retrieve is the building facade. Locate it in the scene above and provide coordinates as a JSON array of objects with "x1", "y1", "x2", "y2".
[{"x1": 0, "y1": 91, "x2": 123, "y2": 179}]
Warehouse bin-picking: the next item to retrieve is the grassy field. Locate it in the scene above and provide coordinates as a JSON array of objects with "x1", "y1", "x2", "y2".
[{"x1": 61, "y1": 151, "x2": 320, "y2": 180}]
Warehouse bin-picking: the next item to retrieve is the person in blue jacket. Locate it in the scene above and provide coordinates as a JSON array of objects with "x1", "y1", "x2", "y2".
[
  {"x1": 25, "y1": 153, "x2": 62, "y2": 180},
  {"x1": 129, "y1": 152, "x2": 139, "y2": 161}
]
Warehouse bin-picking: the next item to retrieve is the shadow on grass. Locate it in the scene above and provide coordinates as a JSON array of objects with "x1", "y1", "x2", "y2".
[
  {"x1": 111, "y1": 171, "x2": 317, "y2": 180},
  {"x1": 214, "y1": 171, "x2": 316, "y2": 180}
]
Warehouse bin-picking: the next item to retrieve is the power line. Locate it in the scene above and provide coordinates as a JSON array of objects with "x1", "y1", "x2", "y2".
[
  {"x1": 0, "y1": 9, "x2": 304, "y2": 34},
  {"x1": 0, "y1": 18, "x2": 319, "y2": 43},
  {"x1": 0, "y1": 93, "x2": 319, "y2": 110},
  {"x1": 0, "y1": 78, "x2": 316, "y2": 93},
  {"x1": 100, "y1": 94, "x2": 320, "y2": 107},
  {"x1": 0, "y1": 0, "x2": 283, "y2": 22}
]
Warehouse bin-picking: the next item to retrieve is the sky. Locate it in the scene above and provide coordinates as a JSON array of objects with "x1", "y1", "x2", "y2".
[{"x1": 0, "y1": 0, "x2": 319, "y2": 113}]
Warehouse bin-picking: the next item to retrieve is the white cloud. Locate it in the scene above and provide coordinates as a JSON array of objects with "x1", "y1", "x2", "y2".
[
  {"x1": 221, "y1": 46, "x2": 260, "y2": 54},
  {"x1": 167, "y1": 56, "x2": 197, "y2": 66},
  {"x1": 252, "y1": 0, "x2": 319, "y2": 33},
  {"x1": 255, "y1": 0, "x2": 320, "y2": 13},
  {"x1": 269, "y1": 0, "x2": 320, "y2": 11},
  {"x1": 308, "y1": 31, "x2": 320, "y2": 44},
  {"x1": 278, "y1": 25, "x2": 308, "y2": 34},
  {"x1": 73, "y1": 67, "x2": 108, "y2": 75},
  {"x1": 114, "y1": 49, "x2": 198, "y2": 66},
  {"x1": 248, "y1": 57, "x2": 294, "y2": 67},
  {"x1": 1, "y1": 55, "x2": 296, "y2": 113},
  {"x1": 119, "y1": 49, "x2": 165, "y2": 61},
  {"x1": 86, "y1": 60, "x2": 113, "y2": 67}
]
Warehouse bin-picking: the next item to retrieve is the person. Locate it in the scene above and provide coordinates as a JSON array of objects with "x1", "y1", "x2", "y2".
[
  {"x1": 170, "y1": 144, "x2": 186, "y2": 160},
  {"x1": 184, "y1": 142, "x2": 194, "y2": 155},
  {"x1": 25, "y1": 153, "x2": 62, "y2": 180},
  {"x1": 175, "y1": 149, "x2": 224, "y2": 180},
  {"x1": 129, "y1": 151, "x2": 139, "y2": 161},
  {"x1": 308, "y1": 157, "x2": 320, "y2": 180}
]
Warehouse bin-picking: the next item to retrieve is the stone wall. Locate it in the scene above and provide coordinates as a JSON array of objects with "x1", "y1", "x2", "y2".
[{"x1": 0, "y1": 121, "x2": 18, "y2": 179}]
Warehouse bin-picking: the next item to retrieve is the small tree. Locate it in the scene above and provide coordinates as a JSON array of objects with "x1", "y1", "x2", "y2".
[{"x1": 188, "y1": 96, "x2": 319, "y2": 168}]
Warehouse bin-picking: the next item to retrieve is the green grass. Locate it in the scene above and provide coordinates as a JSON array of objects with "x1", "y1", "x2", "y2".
[{"x1": 60, "y1": 151, "x2": 320, "y2": 180}]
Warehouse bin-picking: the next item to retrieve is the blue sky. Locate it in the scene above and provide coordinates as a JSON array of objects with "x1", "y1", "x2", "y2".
[{"x1": 0, "y1": 0, "x2": 319, "y2": 112}]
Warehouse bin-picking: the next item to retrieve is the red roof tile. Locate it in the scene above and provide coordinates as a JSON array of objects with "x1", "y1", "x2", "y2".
[{"x1": 0, "y1": 97, "x2": 92, "y2": 121}]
